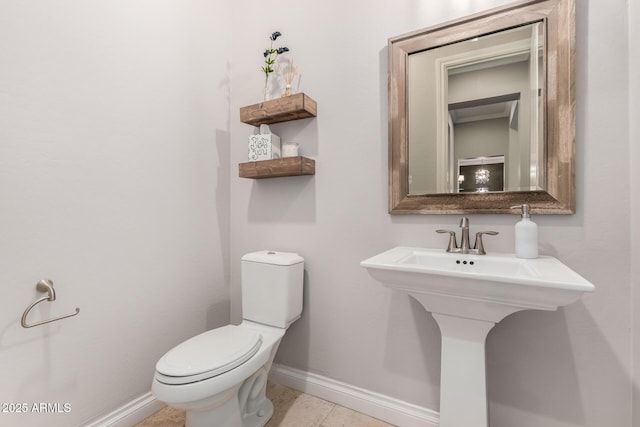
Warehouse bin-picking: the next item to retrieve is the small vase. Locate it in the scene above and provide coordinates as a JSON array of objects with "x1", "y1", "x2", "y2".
[
  {"x1": 263, "y1": 78, "x2": 271, "y2": 101},
  {"x1": 264, "y1": 75, "x2": 280, "y2": 101}
]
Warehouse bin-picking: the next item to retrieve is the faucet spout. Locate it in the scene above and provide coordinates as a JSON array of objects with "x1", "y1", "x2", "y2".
[
  {"x1": 459, "y1": 217, "x2": 471, "y2": 253},
  {"x1": 459, "y1": 217, "x2": 469, "y2": 228}
]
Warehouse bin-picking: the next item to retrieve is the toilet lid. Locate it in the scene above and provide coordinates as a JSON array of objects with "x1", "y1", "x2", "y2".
[{"x1": 155, "y1": 325, "x2": 262, "y2": 385}]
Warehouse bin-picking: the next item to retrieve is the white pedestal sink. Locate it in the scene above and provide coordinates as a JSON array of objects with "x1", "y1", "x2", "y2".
[{"x1": 361, "y1": 247, "x2": 594, "y2": 427}]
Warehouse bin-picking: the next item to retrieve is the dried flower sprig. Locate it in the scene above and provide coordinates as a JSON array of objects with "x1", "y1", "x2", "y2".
[
  {"x1": 280, "y1": 58, "x2": 299, "y2": 97},
  {"x1": 261, "y1": 31, "x2": 289, "y2": 100}
]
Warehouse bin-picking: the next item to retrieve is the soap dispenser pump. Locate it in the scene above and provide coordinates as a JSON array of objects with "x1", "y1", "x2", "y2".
[{"x1": 511, "y1": 204, "x2": 538, "y2": 259}]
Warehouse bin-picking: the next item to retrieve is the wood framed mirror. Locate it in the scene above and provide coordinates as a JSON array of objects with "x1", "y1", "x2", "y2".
[{"x1": 389, "y1": 0, "x2": 575, "y2": 214}]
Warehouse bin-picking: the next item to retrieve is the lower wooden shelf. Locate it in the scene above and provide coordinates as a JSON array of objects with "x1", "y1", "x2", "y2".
[{"x1": 238, "y1": 156, "x2": 315, "y2": 179}]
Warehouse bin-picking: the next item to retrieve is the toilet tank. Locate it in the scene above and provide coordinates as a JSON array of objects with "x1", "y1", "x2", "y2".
[{"x1": 241, "y1": 251, "x2": 304, "y2": 328}]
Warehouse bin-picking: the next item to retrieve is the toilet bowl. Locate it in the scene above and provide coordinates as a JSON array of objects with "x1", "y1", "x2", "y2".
[{"x1": 151, "y1": 251, "x2": 304, "y2": 427}]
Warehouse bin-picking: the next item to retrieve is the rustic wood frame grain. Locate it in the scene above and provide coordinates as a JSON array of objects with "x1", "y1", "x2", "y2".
[{"x1": 389, "y1": 0, "x2": 575, "y2": 214}]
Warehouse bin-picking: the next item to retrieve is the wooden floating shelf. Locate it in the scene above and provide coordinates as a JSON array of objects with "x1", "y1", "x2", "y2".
[
  {"x1": 240, "y1": 93, "x2": 317, "y2": 126},
  {"x1": 239, "y1": 156, "x2": 315, "y2": 179}
]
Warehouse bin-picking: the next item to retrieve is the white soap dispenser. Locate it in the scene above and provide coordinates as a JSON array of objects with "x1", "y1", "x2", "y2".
[{"x1": 512, "y1": 204, "x2": 538, "y2": 259}]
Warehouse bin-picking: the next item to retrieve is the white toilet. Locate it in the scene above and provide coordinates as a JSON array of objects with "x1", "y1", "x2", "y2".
[{"x1": 152, "y1": 250, "x2": 304, "y2": 427}]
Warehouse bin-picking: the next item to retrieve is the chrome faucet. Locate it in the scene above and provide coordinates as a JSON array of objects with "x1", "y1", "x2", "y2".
[{"x1": 436, "y1": 217, "x2": 498, "y2": 255}]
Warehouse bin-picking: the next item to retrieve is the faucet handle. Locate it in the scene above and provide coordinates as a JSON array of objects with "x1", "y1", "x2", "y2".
[
  {"x1": 459, "y1": 217, "x2": 470, "y2": 228},
  {"x1": 473, "y1": 231, "x2": 499, "y2": 255},
  {"x1": 436, "y1": 229, "x2": 458, "y2": 252}
]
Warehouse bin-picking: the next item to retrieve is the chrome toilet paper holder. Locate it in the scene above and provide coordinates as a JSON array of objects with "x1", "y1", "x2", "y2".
[{"x1": 21, "y1": 279, "x2": 80, "y2": 328}]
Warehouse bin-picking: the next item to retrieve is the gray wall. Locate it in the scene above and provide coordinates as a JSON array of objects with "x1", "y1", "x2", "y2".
[
  {"x1": 0, "y1": 2, "x2": 231, "y2": 425},
  {"x1": 630, "y1": 0, "x2": 640, "y2": 424},
  {"x1": 454, "y1": 118, "x2": 509, "y2": 160},
  {"x1": 230, "y1": 1, "x2": 634, "y2": 426}
]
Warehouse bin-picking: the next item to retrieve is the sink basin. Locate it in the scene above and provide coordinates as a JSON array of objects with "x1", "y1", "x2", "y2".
[
  {"x1": 361, "y1": 246, "x2": 594, "y2": 427},
  {"x1": 361, "y1": 246, "x2": 594, "y2": 322}
]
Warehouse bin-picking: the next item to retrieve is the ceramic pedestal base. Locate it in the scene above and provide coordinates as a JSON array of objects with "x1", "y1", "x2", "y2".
[
  {"x1": 432, "y1": 313, "x2": 495, "y2": 427},
  {"x1": 408, "y1": 291, "x2": 525, "y2": 427},
  {"x1": 361, "y1": 247, "x2": 594, "y2": 427}
]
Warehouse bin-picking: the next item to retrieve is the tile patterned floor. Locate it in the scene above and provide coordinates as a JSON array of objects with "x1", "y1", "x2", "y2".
[{"x1": 136, "y1": 383, "x2": 396, "y2": 427}]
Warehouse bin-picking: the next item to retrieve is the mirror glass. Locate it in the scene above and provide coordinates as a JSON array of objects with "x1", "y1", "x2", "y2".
[
  {"x1": 388, "y1": 0, "x2": 575, "y2": 214},
  {"x1": 408, "y1": 23, "x2": 544, "y2": 195}
]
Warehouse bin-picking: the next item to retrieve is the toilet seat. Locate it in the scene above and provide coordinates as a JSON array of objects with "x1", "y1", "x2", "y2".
[{"x1": 155, "y1": 325, "x2": 262, "y2": 385}]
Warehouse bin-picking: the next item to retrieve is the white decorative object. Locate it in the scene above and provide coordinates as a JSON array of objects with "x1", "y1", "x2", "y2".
[
  {"x1": 152, "y1": 251, "x2": 304, "y2": 427},
  {"x1": 361, "y1": 246, "x2": 595, "y2": 427},
  {"x1": 280, "y1": 58, "x2": 299, "y2": 97},
  {"x1": 262, "y1": 31, "x2": 289, "y2": 101},
  {"x1": 248, "y1": 124, "x2": 280, "y2": 161},
  {"x1": 282, "y1": 142, "x2": 299, "y2": 157},
  {"x1": 513, "y1": 204, "x2": 538, "y2": 259}
]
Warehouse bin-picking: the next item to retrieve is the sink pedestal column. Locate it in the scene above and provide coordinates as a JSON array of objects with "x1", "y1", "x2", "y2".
[{"x1": 431, "y1": 313, "x2": 495, "y2": 427}]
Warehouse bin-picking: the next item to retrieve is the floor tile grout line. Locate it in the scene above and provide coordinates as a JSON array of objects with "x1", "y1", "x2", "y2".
[{"x1": 317, "y1": 401, "x2": 336, "y2": 426}]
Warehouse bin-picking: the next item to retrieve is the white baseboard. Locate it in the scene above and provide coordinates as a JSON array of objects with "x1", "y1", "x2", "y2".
[
  {"x1": 84, "y1": 392, "x2": 165, "y2": 427},
  {"x1": 268, "y1": 363, "x2": 440, "y2": 427},
  {"x1": 84, "y1": 365, "x2": 439, "y2": 427}
]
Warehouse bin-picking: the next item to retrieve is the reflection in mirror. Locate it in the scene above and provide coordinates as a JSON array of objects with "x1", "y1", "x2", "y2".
[
  {"x1": 458, "y1": 155, "x2": 505, "y2": 193},
  {"x1": 388, "y1": 0, "x2": 575, "y2": 214},
  {"x1": 408, "y1": 23, "x2": 544, "y2": 195}
]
